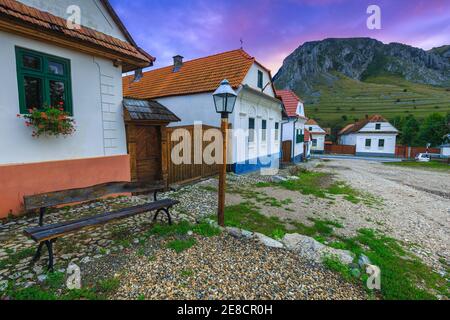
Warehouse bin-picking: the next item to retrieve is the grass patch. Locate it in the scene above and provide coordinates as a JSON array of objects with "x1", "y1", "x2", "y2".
[
  {"x1": 192, "y1": 221, "x2": 221, "y2": 237},
  {"x1": 180, "y1": 269, "x2": 194, "y2": 277},
  {"x1": 198, "y1": 185, "x2": 218, "y2": 192},
  {"x1": 323, "y1": 229, "x2": 449, "y2": 300},
  {"x1": 146, "y1": 221, "x2": 192, "y2": 237},
  {"x1": 2, "y1": 273, "x2": 122, "y2": 300},
  {"x1": 275, "y1": 169, "x2": 380, "y2": 206},
  {"x1": 167, "y1": 239, "x2": 197, "y2": 253},
  {"x1": 323, "y1": 255, "x2": 354, "y2": 281},
  {"x1": 384, "y1": 160, "x2": 450, "y2": 172}
]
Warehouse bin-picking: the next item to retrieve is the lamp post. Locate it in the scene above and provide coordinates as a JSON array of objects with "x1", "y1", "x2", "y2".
[{"x1": 213, "y1": 79, "x2": 237, "y2": 227}]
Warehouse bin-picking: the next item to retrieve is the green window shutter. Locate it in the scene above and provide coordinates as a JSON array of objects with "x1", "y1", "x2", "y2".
[{"x1": 16, "y1": 47, "x2": 73, "y2": 115}]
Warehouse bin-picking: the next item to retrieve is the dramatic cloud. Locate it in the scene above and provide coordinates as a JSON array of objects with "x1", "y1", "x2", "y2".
[{"x1": 111, "y1": 0, "x2": 450, "y2": 73}]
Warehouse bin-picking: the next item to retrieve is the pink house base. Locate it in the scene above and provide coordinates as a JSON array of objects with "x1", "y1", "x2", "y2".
[{"x1": 0, "y1": 155, "x2": 131, "y2": 218}]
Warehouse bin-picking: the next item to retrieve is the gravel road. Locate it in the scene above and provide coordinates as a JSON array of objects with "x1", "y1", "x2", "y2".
[{"x1": 316, "y1": 159, "x2": 449, "y2": 270}]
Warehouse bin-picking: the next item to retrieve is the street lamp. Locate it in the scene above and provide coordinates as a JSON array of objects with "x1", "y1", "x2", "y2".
[{"x1": 213, "y1": 79, "x2": 237, "y2": 227}]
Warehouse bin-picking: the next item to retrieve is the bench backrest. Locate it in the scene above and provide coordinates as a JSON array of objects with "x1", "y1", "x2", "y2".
[{"x1": 24, "y1": 181, "x2": 166, "y2": 211}]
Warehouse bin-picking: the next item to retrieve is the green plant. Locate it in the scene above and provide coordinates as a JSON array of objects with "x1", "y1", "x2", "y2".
[
  {"x1": 19, "y1": 106, "x2": 75, "y2": 137},
  {"x1": 192, "y1": 221, "x2": 221, "y2": 237},
  {"x1": 167, "y1": 239, "x2": 196, "y2": 253}
]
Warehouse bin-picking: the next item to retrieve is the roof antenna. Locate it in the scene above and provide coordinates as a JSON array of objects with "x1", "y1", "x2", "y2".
[{"x1": 240, "y1": 38, "x2": 244, "y2": 49}]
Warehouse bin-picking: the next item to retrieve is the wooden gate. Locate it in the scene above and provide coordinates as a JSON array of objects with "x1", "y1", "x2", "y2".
[
  {"x1": 127, "y1": 124, "x2": 163, "y2": 183},
  {"x1": 282, "y1": 140, "x2": 292, "y2": 163},
  {"x1": 166, "y1": 125, "x2": 221, "y2": 185}
]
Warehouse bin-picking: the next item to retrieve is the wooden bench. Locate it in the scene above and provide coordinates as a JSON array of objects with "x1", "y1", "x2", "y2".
[{"x1": 23, "y1": 181, "x2": 179, "y2": 271}]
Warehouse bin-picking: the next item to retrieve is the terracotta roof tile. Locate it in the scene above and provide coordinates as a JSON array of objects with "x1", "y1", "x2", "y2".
[
  {"x1": 123, "y1": 49, "x2": 256, "y2": 99},
  {"x1": 306, "y1": 119, "x2": 319, "y2": 126},
  {"x1": 275, "y1": 90, "x2": 305, "y2": 118},
  {"x1": 0, "y1": 0, "x2": 153, "y2": 67},
  {"x1": 338, "y1": 114, "x2": 389, "y2": 135}
]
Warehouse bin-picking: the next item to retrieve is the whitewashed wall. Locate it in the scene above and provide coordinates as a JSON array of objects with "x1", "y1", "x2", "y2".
[
  {"x1": 339, "y1": 133, "x2": 357, "y2": 145},
  {"x1": 311, "y1": 134, "x2": 325, "y2": 151},
  {"x1": 17, "y1": 0, "x2": 127, "y2": 41},
  {"x1": 441, "y1": 147, "x2": 450, "y2": 157},
  {"x1": 355, "y1": 134, "x2": 397, "y2": 155},
  {"x1": 0, "y1": 31, "x2": 126, "y2": 165},
  {"x1": 359, "y1": 121, "x2": 398, "y2": 133},
  {"x1": 242, "y1": 64, "x2": 275, "y2": 96}
]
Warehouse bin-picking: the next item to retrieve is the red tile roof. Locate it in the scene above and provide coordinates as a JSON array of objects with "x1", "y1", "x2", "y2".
[
  {"x1": 338, "y1": 115, "x2": 389, "y2": 135},
  {"x1": 275, "y1": 90, "x2": 306, "y2": 118},
  {"x1": 306, "y1": 119, "x2": 319, "y2": 126},
  {"x1": 123, "y1": 49, "x2": 263, "y2": 99},
  {"x1": 0, "y1": 0, "x2": 154, "y2": 70}
]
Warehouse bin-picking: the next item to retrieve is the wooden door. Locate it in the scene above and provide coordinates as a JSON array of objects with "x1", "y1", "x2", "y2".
[
  {"x1": 282, "y1": 140, "x2": 292, "y2": 163},
  {"x1": 128, "y1": 125, "x2": 162, "y2": 182}
]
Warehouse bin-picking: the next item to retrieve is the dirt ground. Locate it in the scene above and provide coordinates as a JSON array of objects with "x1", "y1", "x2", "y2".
[{"x1": 226, "y1": 159, "x2": 450, "y2": 273}]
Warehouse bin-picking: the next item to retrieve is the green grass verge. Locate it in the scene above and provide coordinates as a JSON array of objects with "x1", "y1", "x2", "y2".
[
  {"x1": 383, "y1": 160, "x2": 450, "y2": 172},
  {"x1": 223, "y1": 201, "x2": 447, "y2": 300},
  {"x1": 2, "y1": 272, "x2": 121, "y2": 300},
  {"x1": 166, "y1": 239, "x2": 197, "y2": 253}
]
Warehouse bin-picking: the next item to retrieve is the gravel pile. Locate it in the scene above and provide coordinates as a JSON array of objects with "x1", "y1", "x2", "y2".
[{"x1": 97, "y1": 233, "x2": 367, "y2": 300}]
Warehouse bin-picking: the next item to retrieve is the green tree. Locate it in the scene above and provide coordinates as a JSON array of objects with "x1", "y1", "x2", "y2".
[
  {"x1": 400, "y1": 115, "x2": 420, "y2": 146},
  {"x1": 418, "y1": 113, "x2": 447, "y2": 147}
]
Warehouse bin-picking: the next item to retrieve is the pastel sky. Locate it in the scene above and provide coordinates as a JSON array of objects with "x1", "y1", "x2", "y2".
[{"x1": 110, "y1": 0, "x2": 450, "y2": 73}]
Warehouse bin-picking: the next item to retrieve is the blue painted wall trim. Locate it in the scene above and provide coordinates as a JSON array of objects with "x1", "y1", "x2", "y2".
[
  {"x1": 311, "y1": 150, "x2": 324, "y2": 154},
  {"x1": 231, "y1": 153, "x2": 280, "y2": 174},
  {"x1": 292, "y1": 153, "x2": 303, "y2": 163}
]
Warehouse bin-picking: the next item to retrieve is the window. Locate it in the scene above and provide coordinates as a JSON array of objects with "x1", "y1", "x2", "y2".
[
  {"x1": 274, "y1": 122, "x2": 279, "y2": 141},
  {"x1": 312, "y1": 139, "x2": 318, "y2": 147},
  {"x1": 16, "y1": 47, "x2": 72, "y2": 114},
  {"x1": 378, "y1": 139, "x2": 385, "y2": 148},
  {"x1": 375, "y1": 123, "x2": 381, "y2": 130},
  {"x1": 257, "y1": 70, "x2": 263, "y2": 89},
  {"x1": 309, "y1": 126, "x2": 313, "y2": 131},
  {"x1": 261, "y1": 120, "x2": 267, "y2": 142},
  {"x1": 248, "y1": 118, "x2": 255, "y2": 143},
  {"x1": 365, "y1": 139, "x2": 372, "y2": 147},
  {"x1": 296, "y1": 129, "x2": 304, "y2": 144}
]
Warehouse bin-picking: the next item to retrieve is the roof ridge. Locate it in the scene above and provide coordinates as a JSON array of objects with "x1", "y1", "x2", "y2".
[
  {"x1": 0, "y1": 0, "x2": 153, "y2": 62},
  {"x1": 135, "y1": 48, "x2": 253, "y2": 76}
]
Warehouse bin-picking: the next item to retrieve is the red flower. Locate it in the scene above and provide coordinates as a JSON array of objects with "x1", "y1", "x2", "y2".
[{"x1": 16, "y1": 114, "x2": 21, "y2": 118}]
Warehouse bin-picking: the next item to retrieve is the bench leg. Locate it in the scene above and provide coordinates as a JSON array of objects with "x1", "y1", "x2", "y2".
[
  {"x1": 45, "y1": 240, "x2": 56, "y2": 272},
  {"x1": 153, "y1": 208, "x2": 172, "y2": 225},
  {"x1": 32, "y1": 242, "x2": 44, "y2": 262}
]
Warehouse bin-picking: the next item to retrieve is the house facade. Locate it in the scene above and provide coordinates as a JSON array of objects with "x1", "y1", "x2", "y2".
[
  {"x1": 123, "y1": 50, "x2": 284, "y2": 174},
  {"x1": 276, "y1": 90, "x2": 307, "y2": 163},
  {"x1": 0, "y1": 0, "x2": 153, "y2": 217},
  {"x1": 338, "y1": 115, "x2": 398, "y2": 157},
  {"x1": 305, "y1": 119, "x2": 326, "y2": 154},
  {"x1": 441, "y1": 134, "x2": 450, "y2": 158}
]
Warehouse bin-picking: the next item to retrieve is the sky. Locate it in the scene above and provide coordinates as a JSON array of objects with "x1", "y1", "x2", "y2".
[{"x1": 110, "y1": 0, "x2": 450, "y2": 74}]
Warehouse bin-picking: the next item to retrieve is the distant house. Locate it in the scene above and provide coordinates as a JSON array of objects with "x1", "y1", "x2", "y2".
[
  {"x1": 123, "y1": 49, "x2": 284, "y2": 174},
  {"x1": 304, "y1": 129, "x2": 312, "y2": 159},
  {"x1": 276, "y1": 90, "x2": 308, "y2": 163},
  {"x1": 441, "y1": 134, "x2": 450, "y2": 158},
  {"x1": 338, "y1": 115, "x2": 399, "y2": 157},
  {"x1": 306, "y1": 119, "x2": 327, "y2": 154},
  {"x1": 0, "y1": 0, "x2": 153, "y2": 217}
]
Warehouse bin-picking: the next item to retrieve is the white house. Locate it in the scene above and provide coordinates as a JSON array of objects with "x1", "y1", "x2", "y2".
[
  {"x1": 123, "y1": 49, "x2": 284, "y2": 174},
  {"x1": 0, "y1": 0, "x2": 153, "y2": 217},
  {"x1": 338, "y1": 115, "x2": 399, "y2": 157},
  {"x1": 276, "y1": 90, "x2": 308, "y2": 163},
  {"x1": 441, "y1": 134, "x2": 450, "y2": 158},
  {"x1": 305, "y1": 119, "x2": 327, "y2": 154}
]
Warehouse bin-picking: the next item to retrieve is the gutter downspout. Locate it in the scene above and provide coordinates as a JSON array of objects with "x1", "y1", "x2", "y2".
[
  {"x1": 293, "y1": 117, "x2": 298, "y2": 162},
  {"x1": 93, "y1": 57, "x2": 106, "y2": 156}
]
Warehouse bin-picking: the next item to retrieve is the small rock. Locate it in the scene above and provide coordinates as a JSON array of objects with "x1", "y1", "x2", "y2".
[
  {"x1": 254, "y1": 233, "x2": 284, "y2": 249},
  {"x1": 241, "y1": 230, "x2": 254, "y2": 239},
  {"x1": 80, "y1": 256, "x2": 91, "y2": 264},
  {"x1": 225, "y1": 227, "x2": 242, "y2": 238},
  {"x1": 33, "y1": 265, "x2": 43, "y2": 275},
  {"x1": 187, "y1": 231, "x2": 194, "y2": 236},
  {"x1": 37, "y1": 274, "x2": 47, "y2": 283},
  {"x1": 23, "y1": 273, "x2": 34, "y2": 280},
  {"x1": 23, "y1": 281, "x2": 36, "y2": 288},
  {"x1": 0, "y1": 280, "x2": 8, "y2": 292},
  {"x1": 358, "y1": 254, "x2": 371, "y2": 268},
  {"x1": 271, "y1": 175, "x2": 287, "y2": 183}
]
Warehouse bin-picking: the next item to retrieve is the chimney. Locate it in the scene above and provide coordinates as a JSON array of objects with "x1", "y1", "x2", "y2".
[{"x1": 173, "y1": 55, "x2": 184, "y2": 72}]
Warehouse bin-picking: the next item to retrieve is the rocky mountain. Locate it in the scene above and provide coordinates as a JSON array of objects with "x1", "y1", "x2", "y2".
[{"x1": 273, "y1": 38, "x2": 450, "y2": 98}]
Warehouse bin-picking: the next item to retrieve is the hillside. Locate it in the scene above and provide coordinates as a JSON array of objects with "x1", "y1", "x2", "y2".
[{"x1": 273, "y1": 38, "x2": 450, "y2": 125}]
